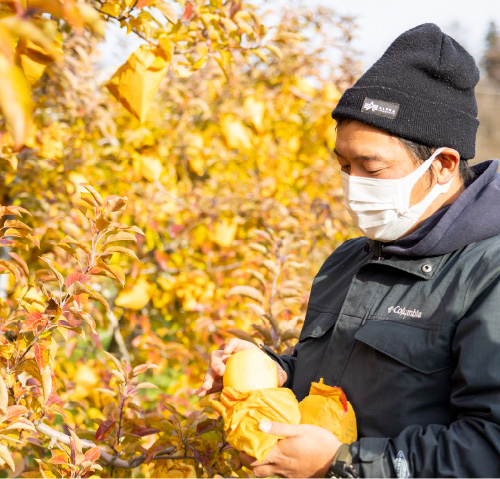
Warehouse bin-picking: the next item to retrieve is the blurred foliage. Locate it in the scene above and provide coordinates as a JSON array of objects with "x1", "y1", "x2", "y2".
[{"x1": 0, "y1": 0, "x2": 360, "y2": 476}]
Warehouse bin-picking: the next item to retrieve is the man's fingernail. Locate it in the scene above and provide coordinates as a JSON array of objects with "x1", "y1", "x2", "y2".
[{"x1": 259, "y1": 421, "x2": 271, "y2": 433}]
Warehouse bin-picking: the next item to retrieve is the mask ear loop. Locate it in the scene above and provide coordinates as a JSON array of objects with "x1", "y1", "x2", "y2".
[{"x1": 398, "y1": 147, "x2": 447, "y2": 214}]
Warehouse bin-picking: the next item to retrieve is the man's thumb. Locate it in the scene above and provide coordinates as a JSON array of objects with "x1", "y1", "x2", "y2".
[{"x1": 259, "y1": 420, "x2": 299, "y2": 437}]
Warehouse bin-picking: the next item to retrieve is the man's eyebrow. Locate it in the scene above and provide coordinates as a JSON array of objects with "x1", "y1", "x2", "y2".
[{"x1": 333, "y1": 148, "x2": 386, "y2": 162}]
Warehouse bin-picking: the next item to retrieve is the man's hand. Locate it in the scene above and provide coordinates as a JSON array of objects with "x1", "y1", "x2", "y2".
[
  {"x1": 196, "y1": 338, "x2": 287, "y2": 397},
  {"x1": 239, "y1": 421, "x2": 343, "y2": 478}
]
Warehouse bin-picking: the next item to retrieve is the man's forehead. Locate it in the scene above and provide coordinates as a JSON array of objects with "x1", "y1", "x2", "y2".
[{"x1": 333, "y1": 144, "x2": 395, "y2": 163}]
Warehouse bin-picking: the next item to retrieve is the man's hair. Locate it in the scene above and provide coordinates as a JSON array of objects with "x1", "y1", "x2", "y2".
[
  {"x1": 334, "y1": 118, "x2": 476, "y2": 185},
  {"x1": 399, "y1": 138, "x2": 476, "y2": 185}
]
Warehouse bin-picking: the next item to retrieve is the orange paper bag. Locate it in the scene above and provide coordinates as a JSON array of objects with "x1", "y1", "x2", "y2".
[
  {"x1": 212, "y1": 386, "x2": 300, "y2": 462},
  {"x1": 298, "y1": 378, "x2": 357, "y2": 443}
]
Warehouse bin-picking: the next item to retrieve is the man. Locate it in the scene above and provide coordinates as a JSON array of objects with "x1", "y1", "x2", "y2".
[{"x1": 197, "y1": 23, "x2": 500, "y2": 477}]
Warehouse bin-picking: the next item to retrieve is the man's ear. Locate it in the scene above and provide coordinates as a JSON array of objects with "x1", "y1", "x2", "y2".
[{"x1": 435, "y1": 148, "x2": 461, "y2": 184}]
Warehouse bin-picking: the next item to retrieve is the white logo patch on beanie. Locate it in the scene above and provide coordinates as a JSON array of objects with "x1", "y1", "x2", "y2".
[{"x1": 362, "y1": 97, "x2": 400, "y2": 119}]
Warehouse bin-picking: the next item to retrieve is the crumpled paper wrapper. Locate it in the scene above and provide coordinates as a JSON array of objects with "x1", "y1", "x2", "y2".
[
  {"x1": 298, "y1": 378, "x2": 357, "y2": 443},
  {"x1": 212, "y1": 386, "x2": 300, "y2": 462}
]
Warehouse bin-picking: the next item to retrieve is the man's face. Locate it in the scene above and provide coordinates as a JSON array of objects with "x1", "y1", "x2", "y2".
[{"x1": 333, "y1": 120, "x2": 433, "y2": 207}]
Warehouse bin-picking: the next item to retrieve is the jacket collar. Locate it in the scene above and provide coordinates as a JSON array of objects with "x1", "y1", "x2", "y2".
[{"x1": 366, "y1": 239, "x2": 446, "y2": 279}]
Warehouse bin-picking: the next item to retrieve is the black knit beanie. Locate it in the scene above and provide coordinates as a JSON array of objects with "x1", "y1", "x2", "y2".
[{"x1": 331, "y1": 23, "x2": 480, "y2": 159}]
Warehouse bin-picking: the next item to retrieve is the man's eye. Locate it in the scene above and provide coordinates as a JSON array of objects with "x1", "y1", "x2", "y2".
[{"x1": 340, "y1": 165, "x2": 350, "y2": 172}]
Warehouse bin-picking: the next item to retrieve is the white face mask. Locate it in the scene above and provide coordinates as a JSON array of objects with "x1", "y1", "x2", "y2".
[{"x1": 341, "y1": 147, "x2": 452, "y2": 242}]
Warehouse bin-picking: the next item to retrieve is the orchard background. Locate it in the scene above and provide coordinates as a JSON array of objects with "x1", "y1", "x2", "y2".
[{"x1": 0, "y1": 0, "x2": 363, "y2": 476}]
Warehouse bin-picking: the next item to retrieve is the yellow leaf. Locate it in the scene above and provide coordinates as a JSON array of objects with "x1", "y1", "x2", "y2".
[
  {"x1": 252, "y1": 48, "x2": 268, "y2": 64},
  {"x1": 1, "y1": 16, "x2": 63, "y2": 62},
  {"x1": 153, "y1": 0, "x2": 178, "y2": 24},
  {"x1": 152, "y1": 459, "x2": 197, "y2": 478},
  {"x1": 17, "y1": 40, "x2": 51, "y2": 84},
  {"x1": 226, "y1": 285, "x2": 265, "y2": 304},
  {"x1": 0, "y1": 53, "x2": 31, "y2": 149},
  {"x1": 38, "y1": 121, "x2": 65, "y2": 158},
  {"x1": 135, "y1": 154, "x2": 163, "y2": 182},
  {"x1": 27, "y1": 0, "x2": 84, "y2": 32},
  {"x1": 106, "y1": 45, "x2": 170, "y2": 122},
  {"x1": 220, "y1": 17, "x2": 238, "y2": 33},
  {"x1": 265, "y1": 44, "x2": 282, "y2": 59},
  {"x1": 294, "y1": 77, "x2": 316, "y2": 97},
  {"x1": 99, "y1": 0, "x2": 121, "y2": 17},
  {"x1": 172, "y1": 63, "x2": 193, "y2": 78},
  {"x1": 324, "y1": 83, "x2": 341, "y2": 103},
  {"x1": 211, "y1": 218, "x2": 237, "y2": 247},
  {"x1": 243, "y1": 96, "x2": 266, "y2": 133},
  {"x1": 220, "y1": 114, "x2": 252, "y2": 150},
  {"x1": 41, "y1": 365, "x2": 52, "y2": 405},
  {"x1": 0, "y1": 374, "x2": 7, "y2": 423},
  {"x1": 187, "y1": 157, "x2": 205, "y2": 176},
  {"x1": 0, "y1": 444, "x2": 15, "y2": 472},
  {"x1": 68, "y1": 172, "x2": 89, "y2": 195},
  {"x1": 115, "y1": 278, "x2": 151, "y2": 310},
  {"x1": 77, "y1": 1, "x2": 106, "y2": 36}
]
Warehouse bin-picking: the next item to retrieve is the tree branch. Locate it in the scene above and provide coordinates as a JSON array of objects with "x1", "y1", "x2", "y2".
[
  {"x1": 34, "y1": 421, "x2": 155, "y2": 469},
  {"x1": 107, "y1": 310, "x2": 130, "y2": 362}
]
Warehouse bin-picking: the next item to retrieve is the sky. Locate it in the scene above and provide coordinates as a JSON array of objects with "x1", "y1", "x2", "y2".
[
  {"x1": 97, "y1": 0, "x2": 500, "y2": 78},
  {"x1": 322, "y1": 0, "x2": 499, "y2": 71}
]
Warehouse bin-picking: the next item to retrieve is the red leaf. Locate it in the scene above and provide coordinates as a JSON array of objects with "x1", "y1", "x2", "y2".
[
  {"x1": 21, "y1": 312, "x2": 46, "y2": 333},
  {"x1": 145, "y1": 438, "x2": 175, "y2": 464},
  {"x1": 95, "y1": 419, "x2": 116, "y2": 442},
  {"x1": 69, "y1": 437, "x2": 76, "y2": 465},
  {"x1": 130, "y1": 426, "x2": 161, "y2": 437},
  {"x1": 195, "y1": 418, "x2": 218, "y2": 437},
  {"x1": 65, "y1": 272, "x2": 90, "y2": 289},
  {"x1": 181, "y1": 1, "x2": 193, "y2": 21},
  {"x1": 84, "y1": 446, "x2": 101, "y2": 463}
]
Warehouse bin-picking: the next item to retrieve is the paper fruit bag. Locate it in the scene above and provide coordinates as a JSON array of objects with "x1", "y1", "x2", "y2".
[
  {"x1": 298, "y1": 378, "x2": 357, "y2": 443},
  {"x1": 212, "y1": 386, "x2": 300, "y2": 462}
]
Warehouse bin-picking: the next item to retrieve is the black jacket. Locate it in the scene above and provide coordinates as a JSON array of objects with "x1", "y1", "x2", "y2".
[{"x1": 265, "y1": 159, "x2": 500, "y2": 477}]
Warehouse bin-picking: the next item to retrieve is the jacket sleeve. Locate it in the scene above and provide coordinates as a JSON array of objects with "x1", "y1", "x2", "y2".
[
  {"x1": 349, "y1": 276, "x2": 500, "y2": 478},
  {"x1": 260, "y1": 345, "x2": 297, "y2": 389}
]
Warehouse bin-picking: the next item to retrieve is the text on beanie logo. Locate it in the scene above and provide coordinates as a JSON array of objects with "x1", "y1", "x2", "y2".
[{"x1": 361, "y1": 97, "x2": 400, "y2": 119}]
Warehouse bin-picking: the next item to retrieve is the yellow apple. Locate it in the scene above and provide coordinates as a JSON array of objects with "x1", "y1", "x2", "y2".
[{"x1": 223, "y1": 348, "x2": 279, "y2": 392}]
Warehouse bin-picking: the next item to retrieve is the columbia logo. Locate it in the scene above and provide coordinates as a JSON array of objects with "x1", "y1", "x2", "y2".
[
  {"x1": 361, "y1": 97, "x2": 400, "y2": 119},
  {"x1": 387, "y1": 305, "x2": 422, "y2": 319}
]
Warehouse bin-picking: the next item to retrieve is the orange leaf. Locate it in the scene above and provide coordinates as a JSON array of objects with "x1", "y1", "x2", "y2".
[
  {"x1": 21, "y1": 312, "x2": 47, "y2": 333},
  {"x1": 48, "y1": 450, "x2": 69, "y2": 465},
  {"x1": 136, "y1": 0, "x2": 154, "y2": 8},
  {"x1": 34, "y1": 341, "x2": 49, "y2": 372},
  {"x1": 8, "y1": 252, "x2": 29, "y2": 276},
  {"x1": 65, "y1": 272, "x2": 90, "y2": 289},
  {"x1": 181, "y1": 1, "x2": 193, "y2": 22},
  {"x1": 5, "y1": 405, "x2": 28, "y2": 421},
  {"x1": 84, "y1": 447, "x2": 101, "y2": 463}
]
